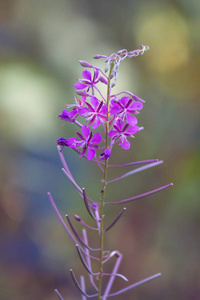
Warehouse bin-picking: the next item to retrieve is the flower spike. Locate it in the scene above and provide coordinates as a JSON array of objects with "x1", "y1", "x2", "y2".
[{"x1": 52, "y1": 46, "x2": 172, "y2": 299}]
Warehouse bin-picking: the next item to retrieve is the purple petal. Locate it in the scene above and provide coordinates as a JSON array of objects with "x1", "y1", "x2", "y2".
[
  {"x1": 87, "y1": 148, "x2": 95, "y2": 160},
  {"x1": 100, "y1": 105, "x2": 107, "y2": 115},
  {"x1": 92, "y1": 118, "x2": 101, "y2": 129},
  {"x1": 126, "y1": 114, "x2": 138, "y2": 126},
  {"x1": 93, "y1": 69, "x2": 99, "y2": 81},
  {"x1": 81, "y1": 125, "x2": 90, "y2": 139},
  {"x1": 110, "y1": 104, "x2": 121, "y2": 115},
  {"x1": 108, "y1": 131, "x2": 117, "y2": 138},
  {"x1": 67, "y1": 137, "x2": 79, "y2": 148},
  {"x1": 131, "y1": 101, "x2": 143, "y2": 110},
  {"x1": 82, "y1": 70, "x2": 92, "y2": 81},
  {"x1": 74, "y1": 83, "x2": 87, "y2": 90},
  {"x1": 115, "y1": 119, "x2": 124, "y2": 131},
  {"x1": 90, "y1": 96, "x2": 99, "y2": 109},
  {"x1": 76, "y1": 132, "x2": 85, "y2": 140},
  {"x1": 120, "y1": 137, "x2": 130, "y2": 150},
  {"x1": 78, "y1": 107, "x2": 89, "y2": 116},
  {"x1": 91, "y1": 132, "x2": 101, "y2": 143},
  {"x1": 120, "y1": 96, "x2": 129, "y2": 107},
  {"x1": 126, "y1": 125, "x2": 139, "y2": 134}
]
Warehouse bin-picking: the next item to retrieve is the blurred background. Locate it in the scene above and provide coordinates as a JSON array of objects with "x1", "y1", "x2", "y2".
[{"x1": 0, "y1": 0, "x2": 199, "y2": 299}]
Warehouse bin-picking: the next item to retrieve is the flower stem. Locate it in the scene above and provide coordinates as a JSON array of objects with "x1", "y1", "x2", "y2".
[{"x1": 98, "y1": 65, "x2": 113, "y2": 300}]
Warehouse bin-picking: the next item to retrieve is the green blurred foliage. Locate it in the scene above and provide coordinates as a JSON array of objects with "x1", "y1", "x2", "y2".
[{"x1": 0, "y1": 0, "x2": 199, "y2": 299}]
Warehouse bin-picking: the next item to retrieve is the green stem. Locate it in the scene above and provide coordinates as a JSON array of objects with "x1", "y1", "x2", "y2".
[{"x1": 98, "y1": 64, "x2": 113, "y2": 300}]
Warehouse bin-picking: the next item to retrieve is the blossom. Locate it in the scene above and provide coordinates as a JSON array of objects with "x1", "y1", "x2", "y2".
[
  {"x1": 108, "y1": 119, "x2": 139, "y2": 150},
  {"x1": 74, "y1": 69, "x2": 107, "y2": 92},
  {"x1": 110, "y1": 97, "x2": 143, "y2": 126},
  {"x1": 58, "y1": 109, "x2": 76, "y2": 122},
  {"x1": 67, "y1": 125, "x2": 101, "y2": 160},
  {"x1": 79, "y1": 97, "x2": 107, "y2": 129}
]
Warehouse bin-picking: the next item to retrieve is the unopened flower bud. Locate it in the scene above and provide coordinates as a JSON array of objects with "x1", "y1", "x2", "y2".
[
  {"x1": 93, "y1": 54, "x2": 106, "y2": 59},
  {"x1": 99, "y1": 76, "x2": 108, "y2": 85},
  {"x1": 132, "y1": 94, "x2": 145, "y2": 103},
  {"x1": 74, "y1": 214, "x2": 81, "y2": 221},
  {"x1": 56, "y1": 138, "x2": 68, "y2": 146},
  {"x1": 79, "y1": 60, "x2": 93, "y2": 68}
]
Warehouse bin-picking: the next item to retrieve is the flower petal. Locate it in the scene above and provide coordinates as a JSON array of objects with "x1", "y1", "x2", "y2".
[
  {"x1": 120, "y1": 96, "x2": 129, "y2": 107},
  {"x1": 78, "y1": 107, "x2": 89, "y2": 116},
  {"x1": 120, "y1": 137, "x2": 130, "y2": 150},
  {"x1": 82, "y1": 70, "x2": 92, "y2": 81},
  {"x1": 126, "y1": 125, "x2": 139, "y2": 134},
  {"x1": 90, "y1": 96, "x2": 99, "y2": 109},
  {"x1": 87, "y1": 148, "x2": 95, "y2": 160},
  {"x1": 81, "y1": 125, "x2": 90, "y2": 139},
  {"x1": 92, "y1": 118, "x2": 101, "y2": 129},
  {"x1": 67, "y1": 137, "x2": 79, "y2": 148},
  {"x1": 93, "y1": 69, "x2": 99, "y2": 81},
  {"x1": 91, "y1": 132, "x2": 101, "y2": 143},
  {"x1": 127, "y1": 114, "x2": 138, "y2": 126},
  {"x1": 74, "y1": 83, "x2": 87, "y2": 90},
  {"x1": 110, "y1": 104, "x2": 121, "y2": 115},
  {"x1": 131, "y1": 101, "x2": 143, "y2": 110}
]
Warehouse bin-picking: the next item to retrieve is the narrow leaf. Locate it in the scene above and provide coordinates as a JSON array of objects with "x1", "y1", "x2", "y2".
[
  {"x1": 105, "y1": 183, "x2": 173, "y2": 205},
  {"x1": 108, "y1": 159, "x2": 158, "y2": 168},
  {"x1": 108, "y1": 273, "x2": 161, "y2": 297},
  {"x1": 107, "y1": 161, "x2": 163, "y2": 184}
]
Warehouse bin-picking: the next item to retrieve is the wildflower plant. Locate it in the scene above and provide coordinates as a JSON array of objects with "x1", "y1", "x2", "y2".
[{"x1": 48, "y1": 45, "x2": 173, "y2": 299}]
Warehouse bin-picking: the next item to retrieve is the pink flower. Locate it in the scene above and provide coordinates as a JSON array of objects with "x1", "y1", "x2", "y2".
[
  {"x1": 74, "y1": 69, "x2": 107, "y2": 92},
  {"x1": 110, "y1": 97, "x2": 143, "y2": 126},
  {"x1": 79, "y1": 97, "x2": 107, "y2": 129},
  {"x1": 109, "y1": 119, "x2": 139, "y2": 150},
  {"x1": 67, "y1": 125, "x2": 102, "y2": 160}
]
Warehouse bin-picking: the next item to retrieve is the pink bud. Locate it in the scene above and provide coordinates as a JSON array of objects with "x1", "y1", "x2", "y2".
[
  {"x1": 79, "y1": 60, "x2": 93, "y2": 68},
  {"x1": 93, "y1": 54, "x2": 107, "y2": 59}
]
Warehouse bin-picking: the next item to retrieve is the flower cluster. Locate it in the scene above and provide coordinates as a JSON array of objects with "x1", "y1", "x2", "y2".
[
  {"x1": 49, "y1": 46, "x2": 173, "y2": 300},
  {"x1": 57, "y1": 46, "x2": 148, "y2": 160}
]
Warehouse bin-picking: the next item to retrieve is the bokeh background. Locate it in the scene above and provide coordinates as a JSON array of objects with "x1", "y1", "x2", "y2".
[{"x1": 0, "y1": 0, "x2": 199, "y2": 299}]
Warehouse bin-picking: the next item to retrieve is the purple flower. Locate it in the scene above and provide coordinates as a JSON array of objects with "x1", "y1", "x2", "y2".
[
  {"x1": 110, "y1": 97, "x2": 143, "y2": 126},
  {"x1": 67, "y1": 125, "x2": 102, "y2": 160},
  {"x1": 58, "y1": 109, "x2": 76, "y2": 122},
  {"x1": 79, "y1": 97, "x2": 107, "y2": 129},
  {"x1": 108, "y1": 119, "x2": 139, "y2": 150},
  {"x1": 74, "y1": 69, "x2": 107, "y2": 92}
]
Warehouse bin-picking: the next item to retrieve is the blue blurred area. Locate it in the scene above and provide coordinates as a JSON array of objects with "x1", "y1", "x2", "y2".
[{"x1": 0, "y1": 0, "x2": 199, "y2": 299}]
